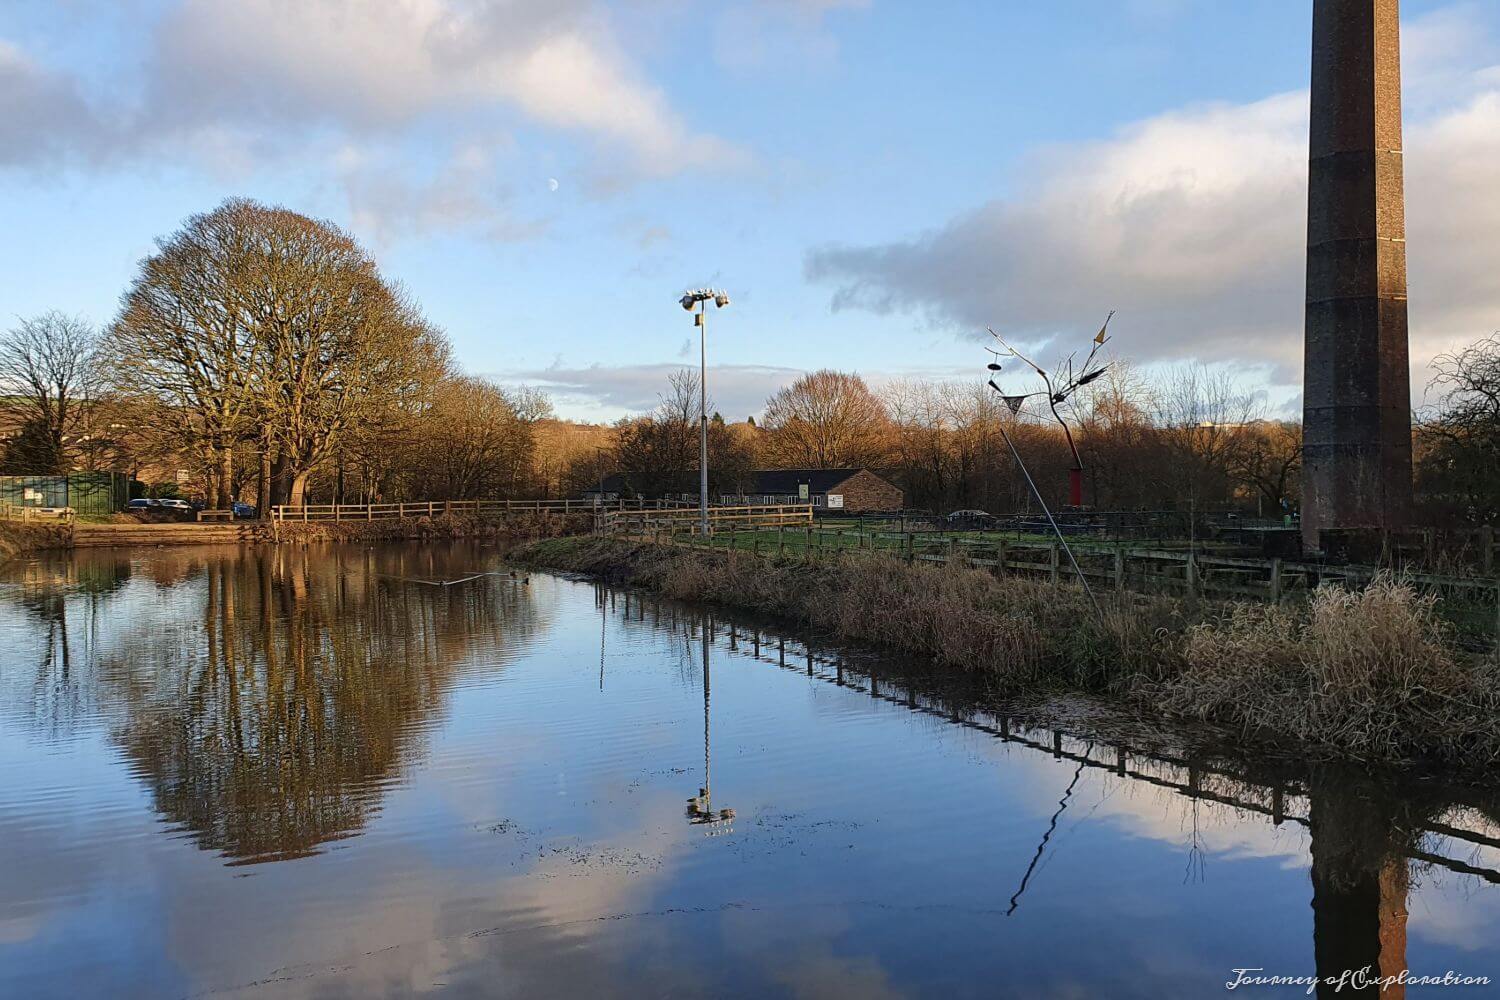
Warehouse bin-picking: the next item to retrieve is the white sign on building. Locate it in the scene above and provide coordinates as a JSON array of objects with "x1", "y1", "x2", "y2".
[{"x1": 827, "y1": 495, "x2": 844, "y2": 509}]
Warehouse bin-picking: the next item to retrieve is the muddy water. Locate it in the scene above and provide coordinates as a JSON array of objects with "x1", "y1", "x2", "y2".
[{"x1": 1, "y1": 542, "x2": 1498, "y2": 998}]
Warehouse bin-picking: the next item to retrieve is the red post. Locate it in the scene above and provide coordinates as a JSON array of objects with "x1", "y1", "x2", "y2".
[{"x1": 1068, "y1": 467, "x2": 1083, "y2": 508}]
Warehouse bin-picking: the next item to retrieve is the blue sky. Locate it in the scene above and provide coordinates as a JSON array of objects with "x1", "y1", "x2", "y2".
[{"x1": 2, "y1": 0, "x2": 1498, "y2": 421}]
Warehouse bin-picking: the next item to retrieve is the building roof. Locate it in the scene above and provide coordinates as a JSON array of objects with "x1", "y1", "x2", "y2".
[
  {"x1": 750, "y1": 468, "x2": 872, "y2": 494},
  {"x1": 582, "y1": 468, "x2": 894, "y2": 497},
  {"x1": 583, "y1": 473, "x2": 632, "y2": 494}
]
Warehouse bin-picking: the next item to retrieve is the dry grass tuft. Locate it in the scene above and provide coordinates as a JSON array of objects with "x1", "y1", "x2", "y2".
[{"x1": 1156, "y1": 575, "x2": 1500, "y2": 761}]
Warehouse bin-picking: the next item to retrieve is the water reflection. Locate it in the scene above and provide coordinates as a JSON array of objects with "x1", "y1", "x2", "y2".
[
  {"x1": 587, "y1": 586, "x2": 1500, "y2": 999},
  {"x1": 5, "y1": 544, "x2": 543, "y2": 864},
  {"x1": 2, "y1": 546, "x2": 1499, "y2": 997}
]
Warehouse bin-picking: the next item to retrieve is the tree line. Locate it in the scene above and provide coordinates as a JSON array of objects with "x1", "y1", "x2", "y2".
[
  {"x1": 2, "y1": 196, "x2": 1497, "y2": 520},
  {"x1": 0, "y1": 199, "x2": 561, "y2": 510},
  {"x1": 569, "y1": 354, "x2": 1500, "y2": 522}
]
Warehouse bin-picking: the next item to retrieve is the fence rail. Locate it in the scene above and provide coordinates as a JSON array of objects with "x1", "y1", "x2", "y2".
[
  {"x1": 0, "y1": 503, "x2": 75, "y2": 524},
  {"x1": 268, "y1": 498, "x2": 695, "y2": 523},
  {"x1": 600, "y1": 503, "x2": 814, "y2": 536},
  {"x1": 638, "y1": 523, "x2": 1500, "y2": 644}
]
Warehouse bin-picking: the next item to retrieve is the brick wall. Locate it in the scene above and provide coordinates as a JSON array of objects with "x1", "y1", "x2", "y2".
[{"x1": 827, "y1": 470, "x2": 903, "y2": 513}]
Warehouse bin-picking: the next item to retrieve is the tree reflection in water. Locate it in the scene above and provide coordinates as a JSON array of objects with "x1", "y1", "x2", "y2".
[{"x1": 9, "y1": 544, "x2": 542, "y2": 865}]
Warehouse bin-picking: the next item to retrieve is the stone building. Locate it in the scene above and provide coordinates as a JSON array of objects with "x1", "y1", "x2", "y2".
[{"x1": 732, "y1": 468, "x2": 904, "y2": 514}]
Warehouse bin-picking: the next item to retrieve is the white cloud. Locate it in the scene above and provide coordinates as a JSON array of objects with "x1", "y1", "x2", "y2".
[
  {"x1": 502, "y1": 361, "x2": 804, "y2": 421},
  {"x1": 145, "y1": 0, "x2": 744, "y2": 176},
  {"x1": 713, "y1": 0, "x2": 869, "y2": 72},
  {"x1": 0, "y1": 0, "x2": 748, "y2": 236},
  {"x1": 805, "y1": 11, "x2": 1500, "y2": 384},
  {"x1": 333, "y1": 139, "x2": 549, "y2": 246},
  {"x1": 0, "y1": 40, "x2": 111, "y2": 166}
]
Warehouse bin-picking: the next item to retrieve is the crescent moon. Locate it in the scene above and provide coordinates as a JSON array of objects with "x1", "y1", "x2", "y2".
[{"x1": 547, "y1": 178, "x2": 559, "y2": 192}]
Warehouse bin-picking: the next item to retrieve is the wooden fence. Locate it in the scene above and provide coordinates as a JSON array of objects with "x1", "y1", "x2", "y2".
[
  {"x1": 647, "y1": 524, "x2": 1500, "y2": 643},
  {"x1": 269, "y1": 498, "x2": 688, "y2": 523},
  {"x1": 600, "y1": 503, "x2": 814, "y2": 536},
  {"x1": 1, "y1": 503, "x2": 74, "y2": 524}
]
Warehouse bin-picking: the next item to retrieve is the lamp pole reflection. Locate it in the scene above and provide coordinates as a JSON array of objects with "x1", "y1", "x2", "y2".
[{"x1": 687, "y1": 616, "x2": 734, "y2": 833}]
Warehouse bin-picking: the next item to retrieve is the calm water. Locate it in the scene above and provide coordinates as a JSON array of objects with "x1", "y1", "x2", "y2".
[{"x1": 3, "y1": 542, "x2": 1500, "y2": 999}]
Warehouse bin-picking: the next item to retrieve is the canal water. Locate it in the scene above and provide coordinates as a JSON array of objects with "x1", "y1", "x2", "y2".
[{"x1": 2, "y1": 542, "x2": 1499, "y2": 998}]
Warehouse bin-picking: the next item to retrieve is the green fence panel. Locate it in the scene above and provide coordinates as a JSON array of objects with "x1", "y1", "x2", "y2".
[{"x1": 0, "y1": 472, "x2": 130, "y2": 515}]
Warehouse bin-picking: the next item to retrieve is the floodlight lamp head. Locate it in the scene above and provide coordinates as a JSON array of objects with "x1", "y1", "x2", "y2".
[
  {"x1": 714, "y1": 292, "x2": 730, "y2": 308},
  {"x1": 680, "y1": 294, "x2": 696, "y2": 311}
]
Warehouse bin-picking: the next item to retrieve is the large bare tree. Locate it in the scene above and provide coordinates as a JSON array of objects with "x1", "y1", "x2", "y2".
[
  {"x1": 111, "y1": 199, "x2": 448, "y2": 507},
  {"x1": 110, "y1": 202, "x2": 265, "y2": 507},
  {"x1": 0, "y1": 312, "x2": 99, "y2": 474},
  {"x1": 761, "y1": 369, "x2": 889, "y2": 469}
]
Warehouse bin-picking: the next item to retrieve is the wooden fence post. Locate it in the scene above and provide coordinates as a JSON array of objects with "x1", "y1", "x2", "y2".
[
  {"x1": 1185, "y1": 551, "x2": 1198, "y2": 599},
  {"x1": 996, "y1": 539, "x2": 1007, "y2": 576},
  {"x1": 1114, "y1": 547, "x2": 1125, "y2": 595},
  {"x1": 1269, "y1": 558, "x2": 1282, "y2": 603},
  {"x1": 1494, "y1": 583, "x2": 1500, "y2": 654},
  {"x1": 1049, "y1": 543, "x2": 1060, "y2": 585}
]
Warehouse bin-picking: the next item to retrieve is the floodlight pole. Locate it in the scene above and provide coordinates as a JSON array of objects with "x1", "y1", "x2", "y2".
[
  {"x1": 699, "y1": 302, "x2": 709, "y2": 537},
  {"x1": 680, "y1": 289, "x2": 728, "y2": 536}
]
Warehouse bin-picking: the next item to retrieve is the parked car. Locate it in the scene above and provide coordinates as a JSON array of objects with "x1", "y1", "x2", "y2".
[
  {"x1": 126, "y1": 498, "x2": 162, "y2": 511},
  {"x1": 157, "y1": 499, "x2": 194, "y2": 513},
  {"x1": 231, "y1": 502, "x2": 258, "y2": 519},
  {"x1": 945, "y1": 509, "x2": 997, "y2": 528}
]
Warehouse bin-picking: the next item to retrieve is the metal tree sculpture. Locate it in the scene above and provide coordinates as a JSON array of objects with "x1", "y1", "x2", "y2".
[{"x1": 985, "y1": 312, "x2": 1114, "y2": 508}]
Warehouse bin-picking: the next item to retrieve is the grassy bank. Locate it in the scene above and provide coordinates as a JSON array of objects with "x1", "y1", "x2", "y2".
[
  {"x1": 0, "y1": 521, "x2": 71, "y2": 565},
  {"x1": 271, "y1": 511, "x2": 590, "y2": 544},
  {"x1": 515, "y1": 535, "x2": 1500, "y2": 767}
]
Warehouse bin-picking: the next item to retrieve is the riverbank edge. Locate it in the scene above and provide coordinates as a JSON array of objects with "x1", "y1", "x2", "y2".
[
  {"x1": 0, "y1": 513, "x2": 591, "y2": 569},
  {"x1": 514, "y1": 535, "x2": 1500, "y2": 769},
  {"x1": 269, "y1": 511, "x2": 590, "y2": 545},
  {"x1": 0, "y1": 521, "x2": 71, "y2": 564}
]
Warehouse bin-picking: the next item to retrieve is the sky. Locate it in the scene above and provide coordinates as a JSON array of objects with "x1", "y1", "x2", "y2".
[{"x1": 2, "y1": 0, "x2": 1499, "y2": 423}]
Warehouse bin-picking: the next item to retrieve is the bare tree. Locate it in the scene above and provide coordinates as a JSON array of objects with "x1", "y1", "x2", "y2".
[
  {"x1": 111, "y1": 199, "x2": 448, "y2": 507},
  {"x1": 0, "y1": 312, "x2": 99, "y2": 474},
  {"x1": 242, "y1": 205, "x2": 447, "y2": 506},
  {"x1": 407, "y1": 377, "x2": 550, "y2": 499},
  {"x1": 1151, "y1": 364, "x2": 1261, "y2": 508},
  {"x1": 1417, "y1": 334, "x2": 1500, "y2": 521},
  {"x1": 110, "y1": 201, "x2": 265, "y2": 507},
  {"x1": 613, "y1": 369, "x2": 751, "y2": 498},
  {"x1": 762, "y1": 369, "x2": 889, "y2": 469},
  {"x1": 1232, "y1": 420, "x2": 1302, "y2": 514}
]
